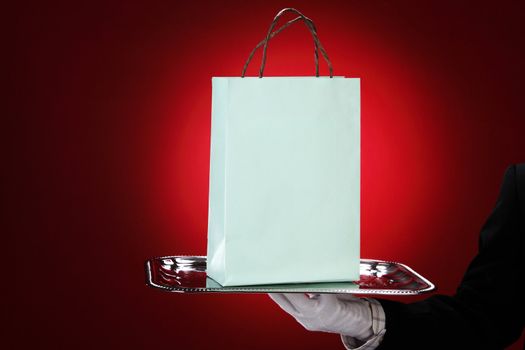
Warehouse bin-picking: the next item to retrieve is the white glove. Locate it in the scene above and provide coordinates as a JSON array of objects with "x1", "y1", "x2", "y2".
[{"x1": 268, "y1": 293, "x2": 375, "y2": 341}]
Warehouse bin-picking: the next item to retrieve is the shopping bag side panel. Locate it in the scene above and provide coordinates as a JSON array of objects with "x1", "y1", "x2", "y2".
[
  {"x1": 206, "y1": 77, "x2": 229, "y2": 285},
  {"x1": 335, "y1": 78, "x2": 360, "y2": 281}
]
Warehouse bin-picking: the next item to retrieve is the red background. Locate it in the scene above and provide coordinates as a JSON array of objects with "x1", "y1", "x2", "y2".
[{"x1": 8, "y1": 1, "x2": 525, "y2": 348}]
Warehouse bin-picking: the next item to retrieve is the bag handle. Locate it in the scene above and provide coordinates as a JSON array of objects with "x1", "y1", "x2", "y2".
[
  {"x1": 241, "y1": 16, "x2": 320, "y2": 77},
  {"x1": 241, "y1": 8, "x2": 333, "y2": 78}
]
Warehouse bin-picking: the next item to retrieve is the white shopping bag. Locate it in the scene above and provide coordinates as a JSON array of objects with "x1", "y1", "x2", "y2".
[{"x1": 206, "y1": 8, "x2": 360, "y2": 286}]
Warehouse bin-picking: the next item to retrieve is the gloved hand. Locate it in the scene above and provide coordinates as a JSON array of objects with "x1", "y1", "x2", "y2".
[{"x1": 268, "y1": 293, "x2": 375, "y2": 341}]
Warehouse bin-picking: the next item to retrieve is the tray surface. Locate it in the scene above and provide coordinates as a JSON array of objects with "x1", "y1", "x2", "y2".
[{"x1": 145, "y1": 256, "x2": 435, "y2": 295}]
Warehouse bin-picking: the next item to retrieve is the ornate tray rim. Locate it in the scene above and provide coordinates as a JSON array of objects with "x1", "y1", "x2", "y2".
[{"x1": 145, "y1": 255, "x2": 436, "y2": 295}]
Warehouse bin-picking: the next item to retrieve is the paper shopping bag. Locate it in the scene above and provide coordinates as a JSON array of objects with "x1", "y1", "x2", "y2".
[{"x1": 206, "y1": 8, "x2": 360, "y2": 286}]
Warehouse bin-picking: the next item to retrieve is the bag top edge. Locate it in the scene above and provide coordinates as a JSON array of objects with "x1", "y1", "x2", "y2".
[{"x1": 211, "y1": 76, "x2": 358, "y2": 79}]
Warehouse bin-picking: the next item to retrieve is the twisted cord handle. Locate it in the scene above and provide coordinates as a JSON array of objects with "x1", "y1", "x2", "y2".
[
  {"x1": 242, "y1": 8, "x2": 333, "y2": 78},
  {"x1": 241, "y1": 16, "x2": 319, "y2": 77}
]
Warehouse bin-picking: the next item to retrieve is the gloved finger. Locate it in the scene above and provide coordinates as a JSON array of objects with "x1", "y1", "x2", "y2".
[
  {"x1": 316, "y1": 293, "x2": 339, "y2": 309},
  {"x1": 268, "y1": 293, "x2": 301, "y2": 316},
  {"x1": 281, "y1": 292, "x2": 319, "y2": 312},
  {"x1": 306, "y1": 293, "x2": 321, "y2": 299}
]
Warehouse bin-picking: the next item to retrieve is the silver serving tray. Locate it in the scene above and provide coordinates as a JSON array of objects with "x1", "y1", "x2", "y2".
[{"x1": 145, "y1": 256, "x2": 435, "y2": 295}]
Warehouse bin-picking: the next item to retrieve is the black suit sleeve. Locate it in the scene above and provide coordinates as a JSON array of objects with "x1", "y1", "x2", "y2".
[{"x1": 376, "y1": 165, "x2": 524, "y2": 349}]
